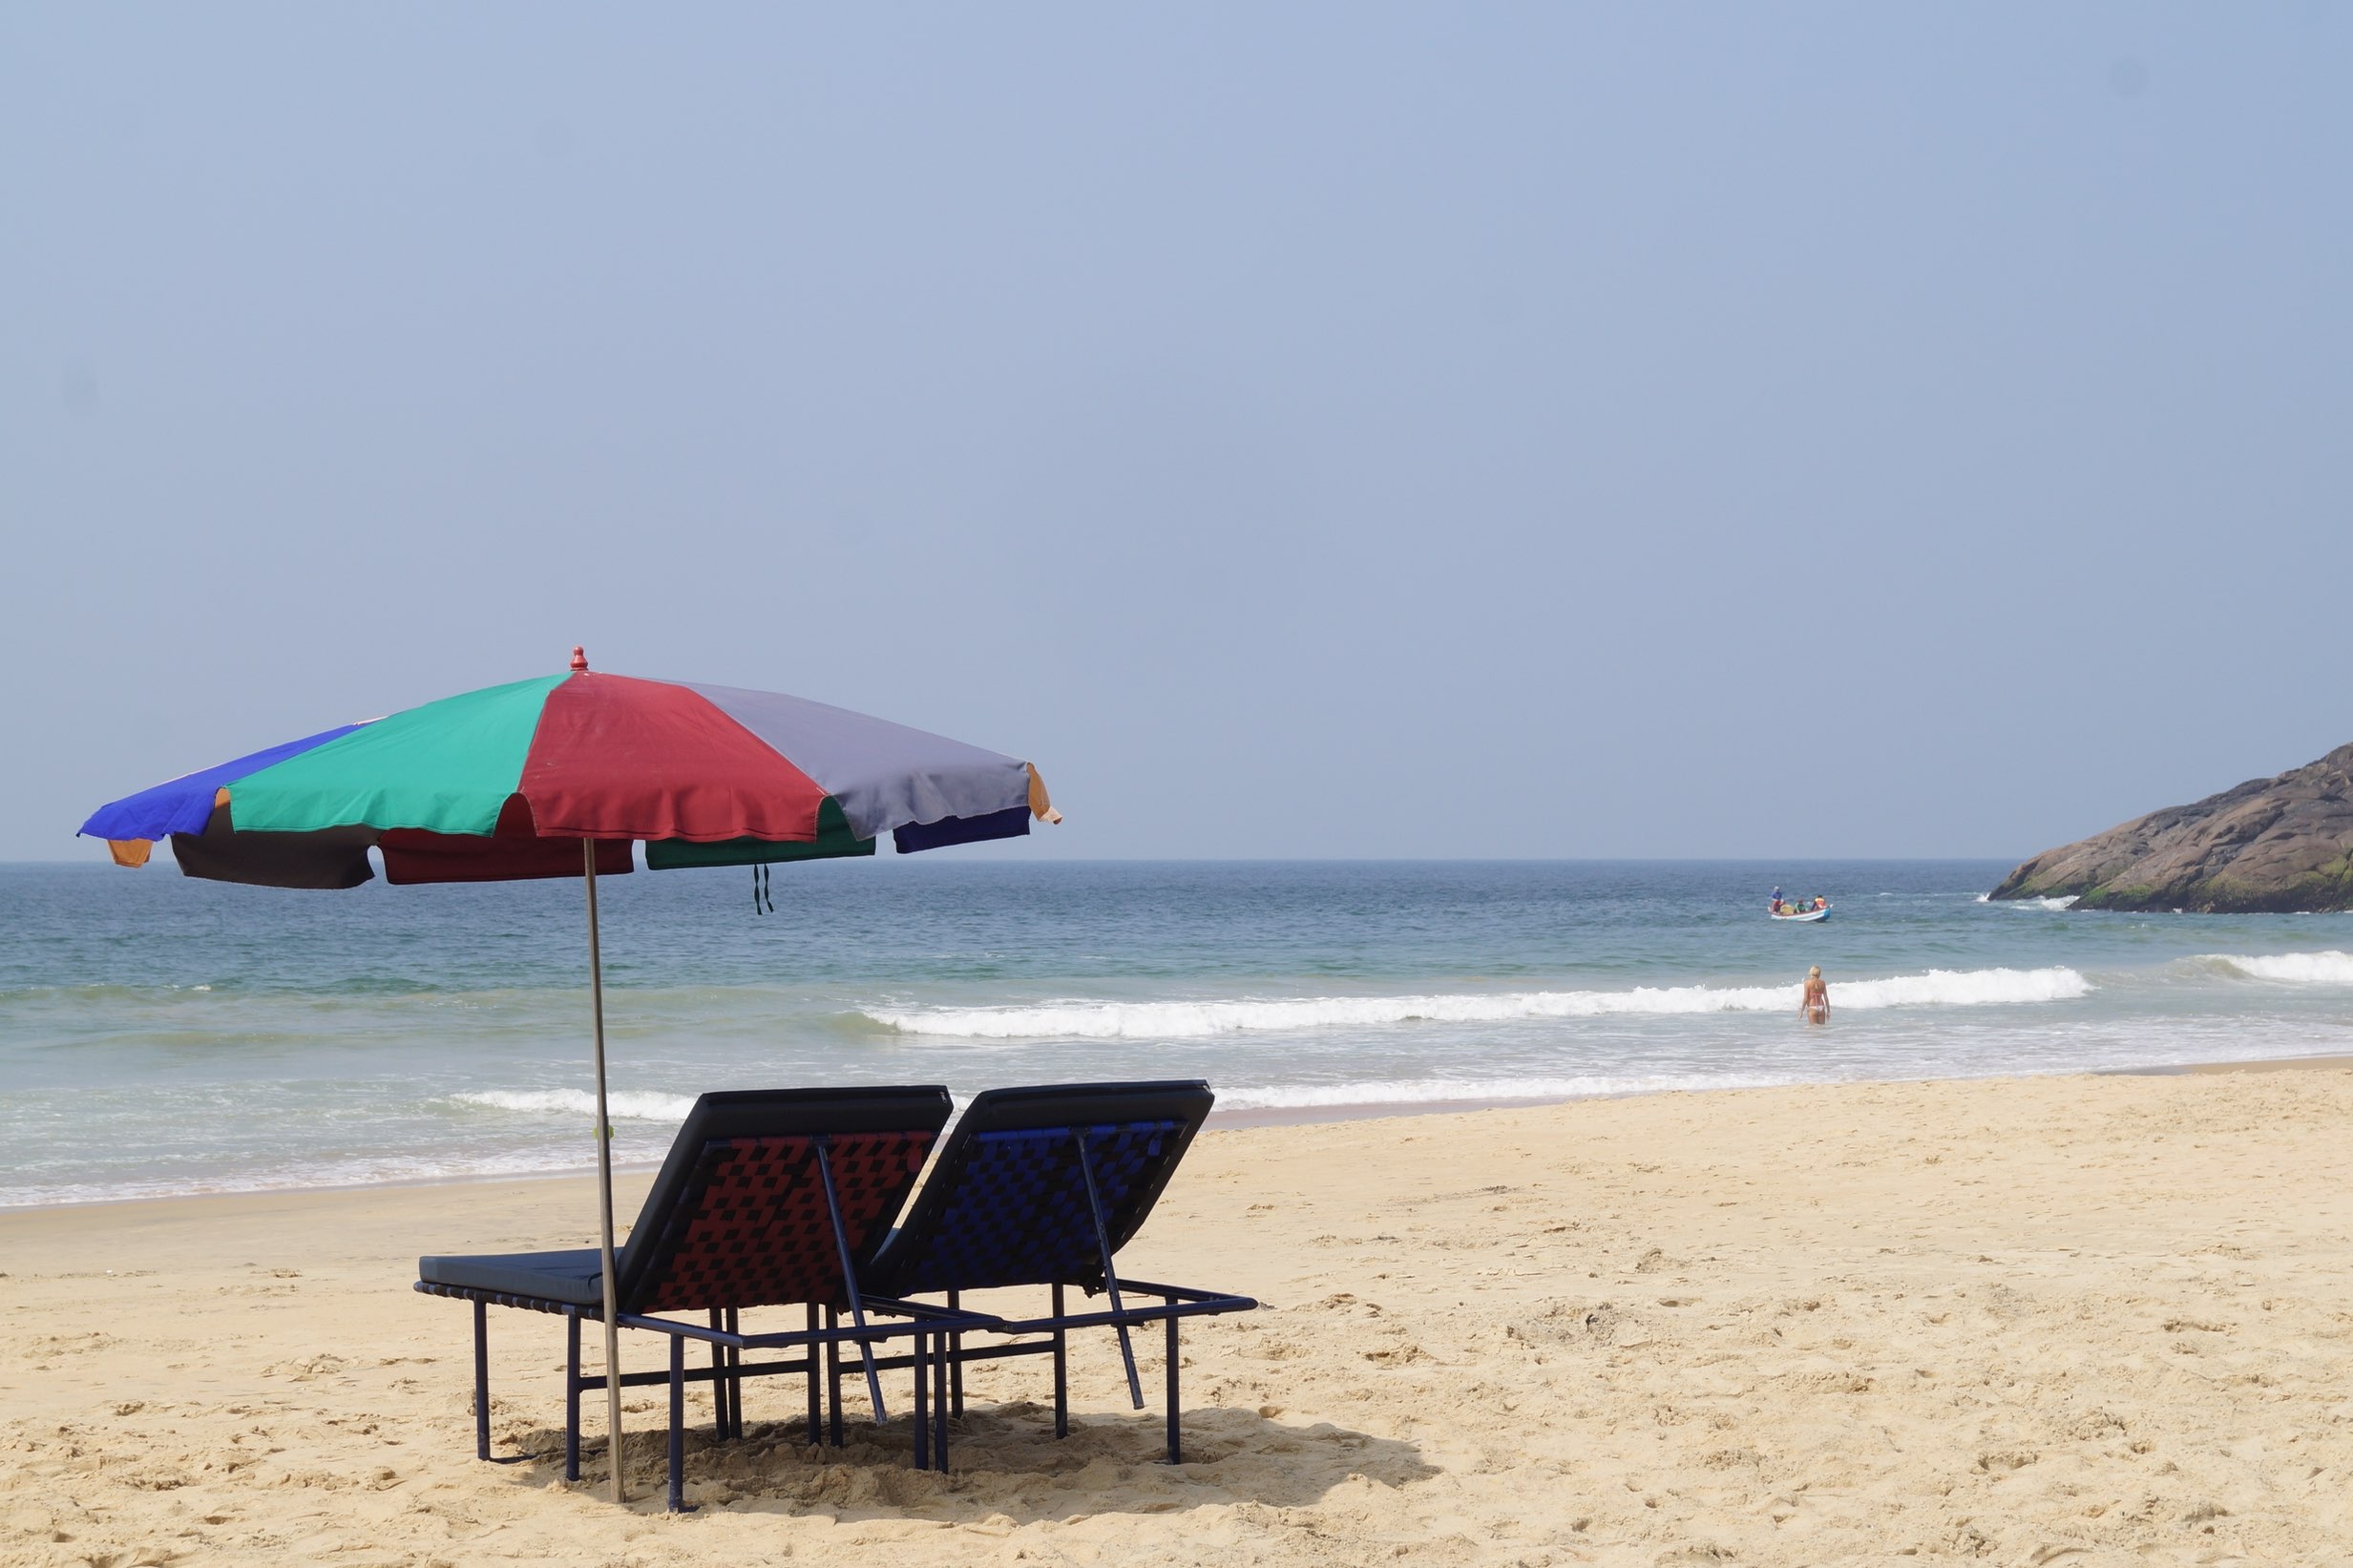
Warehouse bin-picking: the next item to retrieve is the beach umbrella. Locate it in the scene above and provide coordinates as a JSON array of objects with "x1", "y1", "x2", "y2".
[{"x1": 77, "y1": 647, "x2": 1061, "y2": 1502}]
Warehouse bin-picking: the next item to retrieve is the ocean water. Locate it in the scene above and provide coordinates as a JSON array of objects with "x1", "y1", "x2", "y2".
[{"x1": 5, "y1": 858, "x2": 2352, "y2": 1208}]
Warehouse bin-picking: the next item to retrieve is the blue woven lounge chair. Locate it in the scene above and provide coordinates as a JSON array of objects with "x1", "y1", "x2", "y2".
[
  {"x1": 415, "y1": 1085, "x2": 984, "y2": 1509},
  {"x1": 863, "y1": 1080, "x2": 1257, "y2": 1463}
]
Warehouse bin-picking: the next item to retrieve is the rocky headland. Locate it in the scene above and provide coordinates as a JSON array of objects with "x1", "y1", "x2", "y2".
[{"x1": 1991, "y1": 742, "x2": 2353, "y2": 912}]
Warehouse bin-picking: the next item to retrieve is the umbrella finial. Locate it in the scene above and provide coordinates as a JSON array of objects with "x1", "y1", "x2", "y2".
[{"x1": 570, "y1": 646, "x2": 589, "y2": 673}]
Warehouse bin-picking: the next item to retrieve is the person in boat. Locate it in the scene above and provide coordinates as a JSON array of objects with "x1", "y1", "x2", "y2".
[
  {"x1": 1801, "y1": 965, "x2": 1830, "y2": 1024},
  {"x1": 1770, "y1": 886, "x2": 1783, "y2": 913}
]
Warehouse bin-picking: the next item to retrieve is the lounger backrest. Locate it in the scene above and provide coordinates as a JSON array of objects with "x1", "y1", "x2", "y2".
[
  {"x1": 616, "y1": 1086, "x2": 951, "y2": 1313},
  {"x1": 868, "y1": 1081, "x2": 1212, "y2": 1297}
]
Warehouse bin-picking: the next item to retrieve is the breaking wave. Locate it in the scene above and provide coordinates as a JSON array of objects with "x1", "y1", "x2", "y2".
[
  {"x1": 451, "y1": 1088, "x2": 699, "y2": 1121},
  {"x1": 2205, "y1": 951, "x2": 2353, "y2": 985},
  {"x1": 1975, "y1": 893, "x2": 2079, "y2": 910},
  {"x1": 864, "y1": 966, "x2": 2093, "y2": 1040}
]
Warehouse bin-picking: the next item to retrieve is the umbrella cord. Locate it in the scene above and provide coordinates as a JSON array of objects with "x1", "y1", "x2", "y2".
[{"x1": 752, "y1": 862, "x2": 774, "y2": 915}]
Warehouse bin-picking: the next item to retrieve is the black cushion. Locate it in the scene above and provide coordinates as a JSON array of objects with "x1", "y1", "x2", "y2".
[{"x1": 418, "y1": 1247, "x2": 607, "y2": 1307}]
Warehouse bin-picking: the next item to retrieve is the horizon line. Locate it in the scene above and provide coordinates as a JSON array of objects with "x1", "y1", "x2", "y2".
[{"x1": 1, "y1": 853, "x2": 2025, "y2": 868}]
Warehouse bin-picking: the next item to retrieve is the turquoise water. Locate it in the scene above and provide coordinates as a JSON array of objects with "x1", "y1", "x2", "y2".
[{"x1": 6, "y1": 859, "x2": 2352, "y2": 1207}]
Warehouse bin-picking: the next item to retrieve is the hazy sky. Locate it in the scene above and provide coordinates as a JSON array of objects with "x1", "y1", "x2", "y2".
[{"x1": 5, "y1": 6, "x2": 2346, "y2": 863}]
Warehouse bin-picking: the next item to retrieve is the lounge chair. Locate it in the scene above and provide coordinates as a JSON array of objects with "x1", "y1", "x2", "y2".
[
  {"x1": 414, "y1": 1085, "x2": 983, "y2": 1509},
  {"x1": 862, "y1": 1080, "x2": 1258, "y2": 1462}
]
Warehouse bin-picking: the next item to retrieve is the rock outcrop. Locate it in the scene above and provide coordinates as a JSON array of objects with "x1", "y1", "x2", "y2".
[{"x1": 1991, "y1": 743, "x2": 2353, "y2": 912}]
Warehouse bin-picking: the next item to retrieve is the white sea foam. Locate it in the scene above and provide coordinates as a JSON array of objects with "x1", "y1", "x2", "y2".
[
  {"x1": 1216, "y1": 1074, "x2": 1800, "y2": 1112},
  {"x1": 2206, "y1": 951, "x2": 2353, "y2": 984},
  {"x1": 451, "y1": 1088, "x2": 699, "y2": 1120},
  {"x1": 1976, "y1": 893, "x2": 2079, "y2": 910},
  {"x1": 864, "y1": 966, "x2": 2093, "y2": 1040},
  {"x1": 0, "y1": 1147, "x2": 617, "y2": 1210}
]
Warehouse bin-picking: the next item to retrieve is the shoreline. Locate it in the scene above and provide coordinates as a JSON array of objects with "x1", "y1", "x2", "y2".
[
  {"x1": 8, "y1": 1051, "x2": 2352, "y2": 1220},
  {"x1": 2166, "y1": 1052, "x2": 2353, "y2": 1074}
]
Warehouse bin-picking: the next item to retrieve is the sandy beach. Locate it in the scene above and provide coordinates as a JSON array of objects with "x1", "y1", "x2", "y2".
[{"x1": 6, "y1": 1068, "x2": 2353, "y2": 1567}]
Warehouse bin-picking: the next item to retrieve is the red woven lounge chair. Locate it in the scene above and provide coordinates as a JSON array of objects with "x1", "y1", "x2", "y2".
[{"x1": 415, "y1": 1085, "x2": 980, "y2": 1509}]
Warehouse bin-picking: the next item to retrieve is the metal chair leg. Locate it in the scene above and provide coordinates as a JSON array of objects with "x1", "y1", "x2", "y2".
[
  {"x1": 913, "y1": 1329, "x2": 930, "y2": 1471},
  {"x1": 1074, "y1": 1132, "x2": 1145, "y2": 1409},
  {"x1": 667, "y1": 1334, "x2": 688, "y2": 1513},
  {"x1": 826, "y1": 1307, "x2": 844, "y2": 1447},
  {"x1": 933, "y1": 1325, "x2": 949, "y2": 1466},
  {"x1": 472, "y1": 1300, "x2": 491, "y2": 1461},
  {"x1": 805, "y1": 1303, "x2": 822, "y2": 1445},
  {"x1": 1164, "y1": 1303, "x2": 1182, "y2": 1463},
  {"x1": 1051, "y1": 1283, "x2": 1069, "y2": 1438},
  {"x1": 707, "y1": 1308, "x2": 729, "y2": 1440},
  {"x1": 564, "y1": 1313, "x2": 582, "y2": 1481},
  {"x1": 947, "y1": 1288, "x2": 965, "y2": 1417},
  {"x1": 725, "y1": 1307, "x2": 744, "y2": 1439},
  {"x1": 812, "y1": 1140, "x2": 890, "y2": 1426},
  {"x1": 927, "y1": 1353, "x2": 945, "y2": 1475}
]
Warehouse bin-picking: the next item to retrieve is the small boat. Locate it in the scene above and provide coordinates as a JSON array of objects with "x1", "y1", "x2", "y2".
[{"x1": 1770, "y1": 902, "x2": 1831, "y2": 922}]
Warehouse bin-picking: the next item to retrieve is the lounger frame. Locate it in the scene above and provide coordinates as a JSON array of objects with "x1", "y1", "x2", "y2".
[
  {"x1": 415, "y1": 1087, "x2": 964, "y2": 1510},
  {"x1": 414, "y1": 1281, "x2": 994, "y2": 1508}
]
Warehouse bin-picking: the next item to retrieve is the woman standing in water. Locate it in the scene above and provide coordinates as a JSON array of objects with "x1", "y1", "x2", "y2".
[{"x1": 1801, "y1": 965, "x2": 1831, "y2": 1025}]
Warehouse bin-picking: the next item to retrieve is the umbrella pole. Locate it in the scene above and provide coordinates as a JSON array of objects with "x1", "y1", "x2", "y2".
[{"x1": 584, "y1": 839, "x2": 627, "y2": 1505}]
